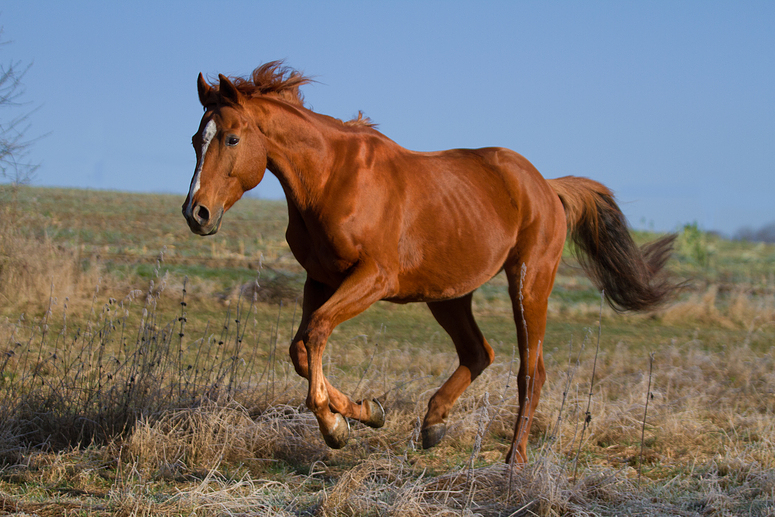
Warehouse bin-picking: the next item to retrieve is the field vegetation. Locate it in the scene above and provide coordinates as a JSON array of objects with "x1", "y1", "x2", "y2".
[{"x1": 0, "y1": 185, "x2": 773, "y2": 515}]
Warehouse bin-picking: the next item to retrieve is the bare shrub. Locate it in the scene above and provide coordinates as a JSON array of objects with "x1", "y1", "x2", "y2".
[
  {"x1": 0, "y1": 270, "x2": 285, "y2": 458},
  {"x1": 0, "y1": 31, "x2": 39, "y2": 192},
  {"x1": 734, "y1": 222, "x2": 775, "y2": 243},
  {"x1": 233, "y1": 267, "x2": 302, "y2": 304}
]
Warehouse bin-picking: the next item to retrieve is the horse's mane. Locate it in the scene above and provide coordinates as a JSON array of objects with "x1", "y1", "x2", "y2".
[
  {"x1": 210, "y1": 61, "x2": 376, "y2": 128},
  {"x1": 343, "y1": 111, "x2": 378, "y2": 129},
  {"x1": 220, "y1": 61, "x2": 312, "y2": 105}
]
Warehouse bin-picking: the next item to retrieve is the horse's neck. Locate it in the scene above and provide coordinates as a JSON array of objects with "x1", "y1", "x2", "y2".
[{"x1": 255, "y1": 101, "x2": 330, "y2": 211}]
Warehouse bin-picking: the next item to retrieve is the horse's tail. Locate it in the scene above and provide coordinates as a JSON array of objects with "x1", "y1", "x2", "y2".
[{"x1": 547, "y1": 176, "x2": 677, "y2": 312}]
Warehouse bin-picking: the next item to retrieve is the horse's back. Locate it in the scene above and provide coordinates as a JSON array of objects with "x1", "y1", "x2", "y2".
[
  {"x1": 408, "y1": 146, "x2": 566, "y2": 241},
  {"x1": 383, "y1": 145, "x2": 566, "y2": 301}
]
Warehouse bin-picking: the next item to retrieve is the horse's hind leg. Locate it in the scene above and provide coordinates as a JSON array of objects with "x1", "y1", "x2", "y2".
[
  {"x1": 504, "y1": 254, "x2": 559, "y2": 465},
  {"x1": 422, "y1": 293, "x2": 495, "y2": 449}
]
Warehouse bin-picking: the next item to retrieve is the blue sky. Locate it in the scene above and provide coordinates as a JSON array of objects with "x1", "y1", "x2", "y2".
[{"x1": 2, "y1": 1, "x2": 773, "y2": 235}]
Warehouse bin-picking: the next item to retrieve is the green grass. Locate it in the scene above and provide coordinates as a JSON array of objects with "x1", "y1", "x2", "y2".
[
  {"x1": 13, "y1": 186, "x2": 289, "y2": 261},
  {"x1": 5, "y1": 185, "x2": 774, "y2": 378}
]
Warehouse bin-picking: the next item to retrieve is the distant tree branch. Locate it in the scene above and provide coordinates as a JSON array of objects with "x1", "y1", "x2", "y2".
[{"x1": 0, "y1": 32, "x2": 39, "y2": 190}]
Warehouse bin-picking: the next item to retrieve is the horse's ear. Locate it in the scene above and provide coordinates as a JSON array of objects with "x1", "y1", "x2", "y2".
[
  {"x1": 197, "y1": 73, "x2": 212, "y2": 107},
  {"x1": 218, "y1": 74, "x2": 242, "y2": 104}
]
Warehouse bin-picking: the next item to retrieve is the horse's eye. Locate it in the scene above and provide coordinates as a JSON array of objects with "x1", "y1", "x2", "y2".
[{"x1": 226, "y1": 135, "x2": 240, "y2": 147}]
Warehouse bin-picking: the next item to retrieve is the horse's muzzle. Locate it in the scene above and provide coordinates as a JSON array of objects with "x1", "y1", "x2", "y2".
[{"x1": 183, "y1": 202, "x2": 223, "y2": 236}]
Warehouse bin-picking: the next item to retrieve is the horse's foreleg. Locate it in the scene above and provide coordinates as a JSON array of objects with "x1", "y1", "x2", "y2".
[
  {"x1": 291, "y1": 278, "x2": 385, "y2": 429},
  {"x1": 290, "y1": 338, "x2": 385, "y2": 429},
  {"x1": 421, "y1": 293, "x2": 494, "y2": 449},
  {"x1": 288, "y1": 277, "x2": 332, "y2": 381},
  {"x1": 300, "y1": 261, "x2": 392, "y2": 448}
]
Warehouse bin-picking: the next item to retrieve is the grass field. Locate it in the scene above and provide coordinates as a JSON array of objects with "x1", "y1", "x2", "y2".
[{"x1": 0, "y1": 185, "x2": 773, "y2": 516}]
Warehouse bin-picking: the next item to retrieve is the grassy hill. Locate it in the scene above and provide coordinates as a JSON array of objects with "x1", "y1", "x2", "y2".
[{"x1": 0, "y1": 185, "x2": 772, "y2": 515}]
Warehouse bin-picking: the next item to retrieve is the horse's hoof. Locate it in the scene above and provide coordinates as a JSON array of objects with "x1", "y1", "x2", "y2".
[
  {"x1": 421, "y1": 423, "x2": 446, "y2": 449},
  {"x1": 322, "y1": 413, "x2": 350, "y2": 449},
  {"x1": 363, "y1": 399, "x2": 385, "y2": 428}
]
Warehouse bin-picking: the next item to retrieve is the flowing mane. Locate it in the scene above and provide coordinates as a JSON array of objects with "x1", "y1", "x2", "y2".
[
  {"x1": 206, "y1": 61, "x2": 376, "y2": 127},
  {"x1": 212, "y1": 60, "x2": 311, "y2": 105}
]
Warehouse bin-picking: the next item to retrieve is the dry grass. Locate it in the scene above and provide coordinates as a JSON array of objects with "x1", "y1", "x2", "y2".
[
  {"x1": 661, "y1": 284, "x2": 775, "y2": 330},
  {"x1": 0, "y1": 206, "x2": 102, "y2": 310},
  {"x1": 99, "y1": 333, "x2": 774, "y2": 516},
  {"x1": 2, "y1": 288, "x2": 771, "y2": 515},
  {"x1": 0, "y1": 188, "x2": 774, "y2": 515}
]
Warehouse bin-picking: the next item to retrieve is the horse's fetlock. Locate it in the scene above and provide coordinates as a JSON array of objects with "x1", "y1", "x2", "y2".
[
  {"x1": 424, "y1": 397, "x2": 449, "y2": 426},
  {"x1": 306, "y1": 392, "x2": 329, "y2": 412}
]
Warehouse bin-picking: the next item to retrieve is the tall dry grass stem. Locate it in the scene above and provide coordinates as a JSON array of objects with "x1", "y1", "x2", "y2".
[
  {"x1": 572, "y1": 289, "x2": 604, "y2": 482},
  {"x1": 508, "y1": 263, "x2": 529, "y2": 501},
  {"x1": 550, "y1": 336, "x2": 584, "y2": 449},
  {"x1": 464, "y1": 391, "x2": 489, "y2": 512},
  {"x1": 639, "y1": 351, "x2": 655, "y2": 486}
]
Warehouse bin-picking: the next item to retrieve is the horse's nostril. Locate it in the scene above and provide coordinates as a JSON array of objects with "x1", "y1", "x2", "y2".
[{"x1": 193, "y1": 205, "x2": 210, "y2": 225}]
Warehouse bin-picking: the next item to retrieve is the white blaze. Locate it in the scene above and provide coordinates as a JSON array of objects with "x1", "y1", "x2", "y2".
[{"x1": 187, "y1": 119, "x2": 217, "y2": 213}]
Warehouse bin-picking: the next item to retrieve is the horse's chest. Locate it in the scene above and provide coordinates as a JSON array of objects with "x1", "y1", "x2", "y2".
[{"x1": 285, "y1": 221, "x2": 356, "y2": 286}]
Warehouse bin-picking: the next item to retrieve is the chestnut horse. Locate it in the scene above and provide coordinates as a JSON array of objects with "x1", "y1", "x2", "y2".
[{"x1": 182, "y1": 62, "x2": 675, "y2": 464}]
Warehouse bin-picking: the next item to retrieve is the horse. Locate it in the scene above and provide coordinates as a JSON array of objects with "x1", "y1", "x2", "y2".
[{"x1": 182, "y1": 62, "x2": 676, "y2": 464}]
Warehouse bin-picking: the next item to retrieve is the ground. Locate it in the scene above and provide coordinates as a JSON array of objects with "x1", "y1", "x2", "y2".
[{"x1": 0, "y1": 186, "x2": 772, "y2": 516}]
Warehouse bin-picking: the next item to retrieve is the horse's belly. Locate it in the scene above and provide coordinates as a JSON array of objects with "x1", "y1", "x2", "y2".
[
  {"x1": 388, "y1": 259, "x2": 504, "y2": 303},
  {"x1": 391, "y1": 220, "x2": 512, "y2": 302}
]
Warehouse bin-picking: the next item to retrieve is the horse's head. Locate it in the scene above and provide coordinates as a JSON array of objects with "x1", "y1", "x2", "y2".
[{"x1": 182, "y1": 74, "x2": 267, "y2": 236}]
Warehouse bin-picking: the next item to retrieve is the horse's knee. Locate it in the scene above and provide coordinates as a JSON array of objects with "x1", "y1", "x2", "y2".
[
  {"x1": 289, "y1": 341, "x2": 308, "y2": 378},
  {"x1": 306, "y1": 315, "x2": 333, "y2": 343},
  {"x1": 518, "y1": 357, "x2": 546, "y2": 395}
]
